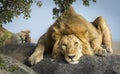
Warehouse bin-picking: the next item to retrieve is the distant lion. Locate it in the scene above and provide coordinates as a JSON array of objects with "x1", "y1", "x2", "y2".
[
  {"x1": 5, "y1": 30, "x2": 31, "y2": 45},
  {"x1": 28, "y1": 7, "x2": 112, "y2": 65},
  {"x1": 18, "y1": 30, "x2": 31, "y2": 43}
]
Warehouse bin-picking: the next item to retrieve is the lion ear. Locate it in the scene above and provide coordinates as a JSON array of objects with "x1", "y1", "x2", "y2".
[
  {"x1": 52, "y1": 32, "x2": 61, "y2": 41},
  {"x1": 21, "y1": 30, "x2": 31, "y2": 34}
]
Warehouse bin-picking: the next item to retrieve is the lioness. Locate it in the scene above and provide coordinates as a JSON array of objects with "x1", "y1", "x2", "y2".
[
  {"x1": 5, "y1": 30, "x2": 31, "y2": 45},
  {"x1": 28, "y1": 7, "x2": 112, "y2": 65}
]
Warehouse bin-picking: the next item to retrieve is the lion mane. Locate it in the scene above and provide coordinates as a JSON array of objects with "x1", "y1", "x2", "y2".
[{"x1": 28, "y1": 7, "x2": 112, "y2": 65}]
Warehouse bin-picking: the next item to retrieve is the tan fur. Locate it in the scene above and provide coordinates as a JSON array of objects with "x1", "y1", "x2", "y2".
[
  {"x1": 18, "y1": 30, "x2": 31, "y2": 43},
  {"x1": 28, "y1": 7, "x2": 112, "y2": 65},
  {"x1": 5, "y1": 30, "x2": 31, "y2": 45},
  {"x1": 53, "y1": 34, "x2": 83, "y2": 64}
]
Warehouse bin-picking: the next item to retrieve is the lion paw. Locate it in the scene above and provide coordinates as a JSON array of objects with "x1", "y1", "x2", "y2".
[
  {"x1": 52, "y1": 53, "x2": 61, "y2": 59},
  {"x1": 102, "y1": 45, "x2": 113, "y2": 54},
  {"x1": 106, "y1": 48, "x2": 113, "y2": 53},
  {"x1": 94, "y1": 48, "x2": 107, "y2": 57},
  {"x1": 28, "y1": 55, "x2": 43, "y2": 66}
]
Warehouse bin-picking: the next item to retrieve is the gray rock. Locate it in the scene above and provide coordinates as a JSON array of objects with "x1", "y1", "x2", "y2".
[
  {"x1": 0, "y1": 43, "x2": 120, "y2": 74},
  {"x1": 0, "y1": 69, "x2": 11, "y2": 74},
  {"x1": 0, "y1": 43, "x2": 36, "y2": 63},
  {"x1": 32, "y1": 55, "x2": 120, "y2": 74},
  {"x1": 0, "y1": 54, "x2": 36, "y2": 74}
]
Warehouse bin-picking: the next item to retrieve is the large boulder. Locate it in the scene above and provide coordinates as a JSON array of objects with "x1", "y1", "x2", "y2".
[
  {"x1": 0, "y1": 54, "x2": 36, "y2": 74},
  {"x1": 0, "y1": 43, "x2": 120, "y2": 74},
  {"x1": 32, "y1": 55, "x2": 120, "y2": 74},
  {"x1": 0, "y1": 43, "x2": 35, "y2": 63}
]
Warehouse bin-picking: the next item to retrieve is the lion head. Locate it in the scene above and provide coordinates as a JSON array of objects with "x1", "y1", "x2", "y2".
[
  {"x1": 59, "y1": 34, "x2": 83, "y2": 64},
  {"x1": 18, "y1": 30, "x2": 31, "y2": 43}
]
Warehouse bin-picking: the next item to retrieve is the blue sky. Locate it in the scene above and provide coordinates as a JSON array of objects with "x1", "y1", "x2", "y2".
[{"x1": 3, "y1": 0, "x2": 120, "y2": 42}]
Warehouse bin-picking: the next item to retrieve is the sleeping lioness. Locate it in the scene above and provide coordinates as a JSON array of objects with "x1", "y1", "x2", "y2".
[{"x1": 28, "y1": 7, "x2": 112, "y2": 65}]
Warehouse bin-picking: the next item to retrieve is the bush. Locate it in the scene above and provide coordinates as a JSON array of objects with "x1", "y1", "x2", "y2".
[{"x1": 0, "y1": 27, "x2": 12, "y2": 47}]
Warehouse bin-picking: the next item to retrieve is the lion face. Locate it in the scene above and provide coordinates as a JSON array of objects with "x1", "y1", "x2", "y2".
[
  {"x1": 59, "y1": 34, "x2": 83, "y2": 64},
  {"x1": 18, "y1": 30, "x2": 31, "y2": 43}
]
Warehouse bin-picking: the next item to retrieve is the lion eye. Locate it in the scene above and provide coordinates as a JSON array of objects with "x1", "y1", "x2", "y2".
[
  {"x1": 74, "y1": 42, "x2": 78, "y2": 46},
  {"x1": 61, "y1": 44, "x2": 67, "y2": 51}
]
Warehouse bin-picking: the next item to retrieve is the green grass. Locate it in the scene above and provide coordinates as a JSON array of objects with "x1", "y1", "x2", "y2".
[
  {"x1": 0, "y1": 56, "x2": 19, "y2": 72},
  {"x1": 0, "y1": 27, "x2": 12, "y2": 47},
  {"x1": 0, "y1": 56, "x2": 6, "y2": 69},
  {"x1": 8, "y1": 66, "x2": 19, "y2": 72}
]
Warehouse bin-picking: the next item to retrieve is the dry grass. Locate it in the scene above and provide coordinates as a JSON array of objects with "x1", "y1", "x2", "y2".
[{"x1": 113, "y1": 41, "x2": 120, "y2": 55}]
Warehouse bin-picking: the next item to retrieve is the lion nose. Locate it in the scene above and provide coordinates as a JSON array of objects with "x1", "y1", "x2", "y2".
[{"x1": 68, "y1": 55, "x2": 75, "y2": 59}]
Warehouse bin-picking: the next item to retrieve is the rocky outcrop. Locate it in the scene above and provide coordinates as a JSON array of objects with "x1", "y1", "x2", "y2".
[
  {"x1": 32, "y1": 55, "x2": 120, "y2": 74},
  {"x1": 0, "y1": 54, "x2": 36, "y2": 74},
  {"x1": 0, "y1": 43, "x2": 120, "y2": 74},
  {"x1": 0, "y1": 43, "x2": 36, "y2": 63}
]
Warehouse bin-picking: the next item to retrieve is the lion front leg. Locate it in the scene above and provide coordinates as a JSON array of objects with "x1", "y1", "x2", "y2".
[
  {"x1": 28, "y1": 39, "x2": 45, "y2": 65},
  {"x1": 91, "y1": 38, "x2": 107, "y2": 56},
  {"x1": 99, "y1": 16, "x2": 112, "y2": 53},
  {"x1": 92, "y1": 16, "x2": 113, "y2": 54}
]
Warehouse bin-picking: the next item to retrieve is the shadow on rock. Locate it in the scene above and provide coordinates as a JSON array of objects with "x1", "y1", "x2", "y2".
[
  {"x1": 0, "y1": 54, "x2": 36, "y2": 74},
  {"x1": 0, "y1": 43, "x2": 36, "y2": 63}
]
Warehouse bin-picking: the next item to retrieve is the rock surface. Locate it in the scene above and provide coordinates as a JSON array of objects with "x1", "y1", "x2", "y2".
[
  {"x1": 0, "y1": 43, "x2": 36, "y2": 63},
  {"x1": 0, "y1": 43, "x2": 120, "y2": 74},
  {"x1": 32, "y1": 55, "x2": 120, "y2": 74},
  {"x1": 0, "y1": 54, "x2": 36, "y2": 74}
]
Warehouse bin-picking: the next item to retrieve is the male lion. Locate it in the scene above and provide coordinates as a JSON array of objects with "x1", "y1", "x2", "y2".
[
  {"x1": 28, "y1": 7, "x2": 112, "y2": 65},
  {"x1": 56, "y1": 34, "x2": 83, "y2": 64}
]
